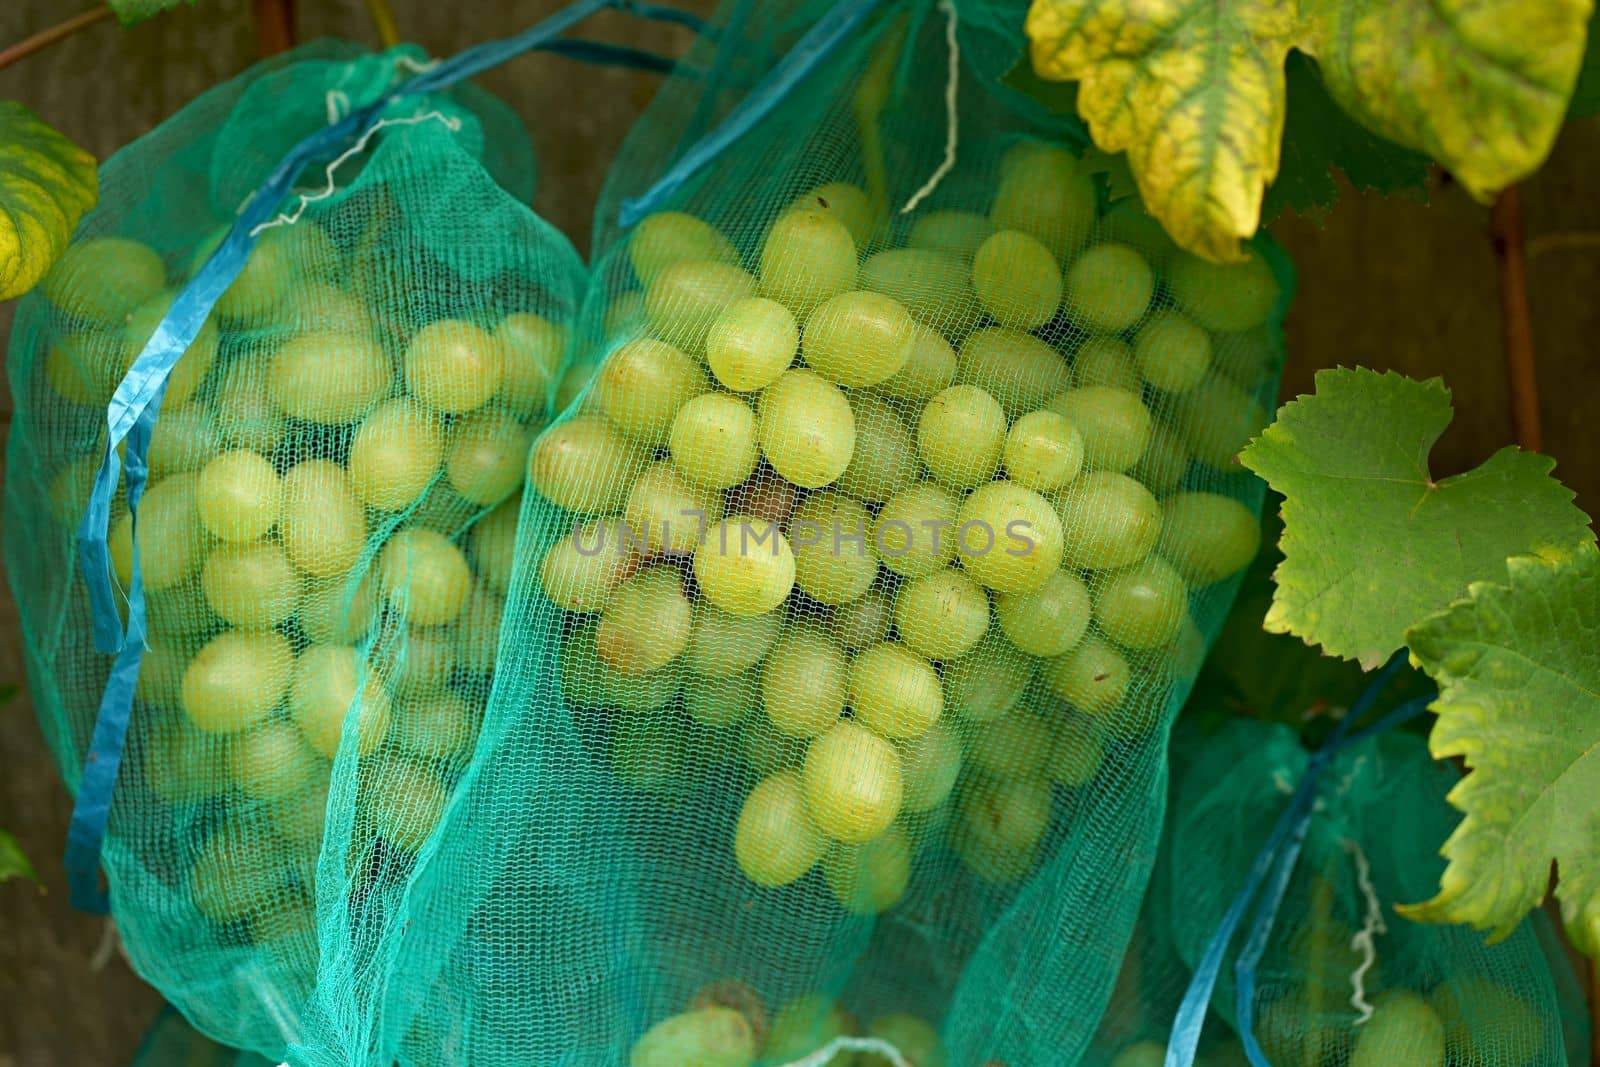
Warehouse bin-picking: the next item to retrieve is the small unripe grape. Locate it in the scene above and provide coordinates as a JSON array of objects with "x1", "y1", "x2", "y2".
[
  {"x1": 964, "y1": 712, "x2": 1054, "y2": 781},
  {"x1": 875, "y1": 325, "x2": 957, "y2": 403},
  {"x1": 1134, "y1": 311, "x2": 1212, "y2": 394},
  {"x1": 834, "y1": 587, "x2": 894, "y2": 650},
  {"x1": 363, "y1": 758, "x2": 450, "y2": 852},
  {"x1": 973, "y1": 230, "x2": 1062, "y2": 330},
  {"x1": 684, "y1": 668, "x2": 760, "y2": 728},
  {"x1": 865, "y1": 1015, "x2": 945, "y2": 1067},
  {"x1": 1004, "y1": 410, "x2": 1084, "y2": 492},
  {"x1": 835, "y1": 392, "x2": 918, "y2": 503},
  {"x1": 945, "y1": 635, "x2": 1034, "y2": 722},
  {"x1": 347, "y1": 399, "x2": 444, "y2": 512},
  {"x1": 495, "y1": 312, "x2": 567, "y2": 418},
  {"x1": 802, "y1": 722, "x2": 904, "y2": 843},
  {"x1": 757, "y1": 369, "x2": 856, "y2": 488},
  {"x1": 632, "y1": 1007, "x2": 757, "y2": 1067},
  {"x1": 539, "y1": 516, "x2": 642, "y2": 613},
  {"x1": 189, "y1": 827, "x2": 294, "y2": 922},
  {"x1": 1094, "y1": 557, "x2": 1188, "y2": 648},
  {"x1": 197, "y1": 450, "x2": 280, "y2": 543},
  {"x1": 454, "y1": 582, "x2": 505, "y2": 675},
  {"x1": 959, "y1": 775, "x2": 1053, "y2": 853},
  {"x1": 264, "y1": 280, "x2": 371, "y2": 337},
  {"x1": 1048, "y1": 720, "x2": 1104, "y2": 787},
  {"x1": 445, "y1": 412, "x2": 533, "y2": 506},
  {"x1": 376, "y1": 622, "x2": 458, "y2": 699},
  {"x1": 527, "y1": 415, "x2": 646, "y2": 514},
  {"x1": 761, "y1": 627, "x2": 848, "y2": 738},
  {"x1": 210, "y1": 223, "x2": 339, "y2": 322},
  {"x1": 1048, "y1": 387, "x2": 1151, "y2": 473},
  {"x1": 181, "y1": 629, "x2": 294, "y2": 733},
  {"x1": 760, "y1": 208, "x2": 858, "y2": 318},
  {"x1": 957, "y1": 327, "x2": 1071, "y2": 419},
  {"x1": 270, "y1": 332, "x2": 391, "y2": 424},
  {"x1": 900, "y1": 717, "x2": 963, "y2": 813},
  {"x1": 824, "y1": 825, "x2": 912, "y2": 914},
  {"x1": 404, "y1": 320, "x2": 504, "y2": 415},
  {"x1": 297, "y1": 573, "x2": 378, "y2": 645},
  {"x1": 201, "y1": 540, "x2": 301, "y2": 630},
  {"x1": 44, "y1": 334, "x2": 117, "y2": 406},
  {"x1": 122, "y1": 292, "x2": 220, "y2": 409},
  {"x1": 1110, "y1": 1042, "x2": 1167, "y2": 1067},
  {"x1": 1133, "y1": 422, "x2": 1190, "y2": 496},
  {"x1": 917, "y1": 384, "x2": 1005, "y2": 489},
  {"x1": 629, "y1": 211, "x2": 738, "y2": 285},
  {"x1": 735, "y1": 773, "x2": 826, "y2": 886},
  {"x1": 213, "y1": 361, "x2": 286, "y2": 453},
  {"x1": 1160, "y1": 492, "x2": 1259, "y2": 585},
  {"x1": 147, "y1": 404, "x2": 220, "y2": 478},
  {"x1": 802, "y1": 291, "x2": 915, "y2": 388},
  {"x1": 231, "y1": 720, "x2": 324, "y2": 801},
  {"x1": 894, "y1": 569, "x2": 990, "y2": 662},
  {"x1": 1101, "y1": 200, "x2": 1180, "y2": 268},
  {"x1": 705, "y1": 296, "x2": 797, "y2": 392},
  {"x1": 957, "y1": 481, "x2": 1064, "y2": 594},
  {"x1": 1174, "y1": 376, "x2": 1269, "y2": 470},
  {"x1": 873, "y1": 481, "x2": 959, "y2": 578},
  {"x1": 995, "y1": 570, "x2": 1091, "y2": 657},
  {"x1": 858, "y1": 248, "x2": 981, "y2": 339},
  {"x1": 1043, "y1": 636, "x2": 1129, "y2": 718},
  {"x1": 991, "y1": 142, "x2": 1095, "y2": 257},
  {"x1": 1064, "y1": 243, "x2": 1154, "y2": 333},
  {"x1": 595, "y1": 337, "x2": 707, "y2": 446},
  {"x1": 790, "y1": 181, "x2": 878, "y2": 248},
  {"x1": 646, "y1": 259, "x2": 757, "y2": 356},
  {"x1": 1055, "y1": 472, "x2": 1161, "y2": 570},
  {"x1": 669, "y1": 392, "x2": 760, "y2": 490},
  {"x1": 624, "y1": 461, "x2": 724, "y2": 556},
  {"x1": 849, "y1": 641, "x2": 943, "y2": 740},
  {"x1": 908, "y1": 209, "x2": 995, "y2": 260},
  {"x1": 109, "y1": 472, "x2": 202, "y2": 593},
  {"x1": 684, "y1": 602, "x2": 780, "y2": 677},
  {"x1": 765, "y1": 995, "x2": 859, "y2": 1065},
  {"x1": 596, "y1": 566, "x2": 692, "y2": 676},
  {"x1": 289, "y1": 644, "x2": 392, "y2": 758},
  {"x1": 1167, "y1": 247, "x2": 1279, "y2": 332},
  {"x1": 1349, "y1": 992, "x2": 1445, "y2": 1067},
  {"x1": 790, "y1": 491, "x2": 876, "y2": 605},
  {"x1": 278, "y1": 460, "x2": 366, "y2": 579},
  {"x1": 142, "y1": 712, "x2": 229, "y2": 803},
  {"x1": 469, "y1": 495, "x2": 520, "y2": 595},
  {"x1": 740, "y1": 712, "x2": 808, "y2": 777},
  {"x1": 43, "y1": 237, "x2": 166, "y2": 324},
  {"x1": 1072, "y1": 337, "x2": 1141, "y2": 392},
  {"x1": 379, "y1": 529, "x2": 472, "y2": 626}
]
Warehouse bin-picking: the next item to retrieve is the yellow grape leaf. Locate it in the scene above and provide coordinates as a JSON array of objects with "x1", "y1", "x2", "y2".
[{"x1": 0, "y1": 103, "x2": 97, "y2": 301}]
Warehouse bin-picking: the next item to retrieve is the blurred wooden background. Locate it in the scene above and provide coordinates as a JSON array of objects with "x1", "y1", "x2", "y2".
[{"x1": 1, "y1": 1, "x2": 1596, "y2": 1062}]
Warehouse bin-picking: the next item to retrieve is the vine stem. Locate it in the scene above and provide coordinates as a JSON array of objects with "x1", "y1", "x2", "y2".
[
  {"x1": 253, "y1": 0, "x2": 295, "y2": 58},
  {"x1": 1489, "y1": 186, "x2": 1542, "y2": 452},
  {"x1": 0, "y1": 6, "x2": 115, "y2": 73},
  {"x1": 363, "y1": 0, "x2": 402, "y2": 48}
]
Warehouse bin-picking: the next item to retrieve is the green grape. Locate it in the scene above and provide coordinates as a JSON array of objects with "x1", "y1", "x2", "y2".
[
  {"x1": 1109, "y1": 1042, "x2": 1166, "y2": 1067},
  {"x1": 1101, "y1": 201, "x2": 1179, "y2": 268},
  {"x1": 211, "y1": 223, "x2": 339, "y2": 322},
  {"x1": 691, "y1": 518, "x2": 790, "y2": 617},
  {"x1": 298, "y1": 573, "x2": 377, "y2": 645},
  {"x1": 454, "y1": 582, "x2": 504, "y2": 675},
  {"x1": 527, "y1": 414, "x2": 646, "y2": 513},
  {"x1": 1094, "y1": 557, "x2": 1188, "y2": 648},
  {"x1": 1048, "y1": 386, "x2": 1151, "y2": 473},
  {"x1": 900, "y1": 717, "x2": 962, "y2": 812},
  {"x1": 109, "y1": 472, "x2": 201, "y2": 593},
  {"x1": 791, "y1": 491, "x2": 877, "y2": 604},
  {"x1": 631, "y1": 1008, "x2": 757, "y2": 1067},
  {"x1": 1132, "y1": 421, "x2": 1190, "y2": 495},
  {"x1": 907, "y1": 209, "x2": 994, "y2": 260},
  {"x1": 1349, "y1": 992, "x2": 1445, "y2": 1067},
  {"x1": 646, "y1": 259, "x2": 758, "y2": 356},
  {"x1": 684, "y1": 668, "x2": 760, "y2": 727},
  {"x1": 765, "y1": 995, "x2": 859, "y2": 1065},
  {"x1": 278, "y1": 460, "x2": 366, "y2": 580},
  {"x1": 629, "y1": 211, "x2": 739, "y2": 285},
  {"x1": 1004, "y1": 410, "x2": 1084, "y2": 492},
  {"x1": 762, "y1": 626, "x2": 849, "y2": 737},
  {"x1": 1054, "y1": 471, "x2": 1161, "y2": 569},
  {"x1": 973, "y1": 230, "x2": 1062, "y2": 330},
  {"x1": 706, "y1": 296, "x2": 798, "y2": 393},
  {"x1": 403, "y1": 319, "x2": 504, "y2": 415},
  {"x1": 994, "y1": 570, "x2": 1091, "y2": 658},
  {"x1": 858, "y1": 248, "x2": 981, "y2": 339},
  {"x1": 197, "y1": 449, "x2": 280, "y2": 543},
  {"x1": 182, "y1": 629, "x2": 294, "y2": 733},
  {"x1": 1211, "y1": 324, "x2": 1281, "y2": 384},
  {"x1": 445, "y1": 412, "x2": 533, "y2": 506},
  {"x1": 959, "y1": 775, "x2": 1053, "y2": 852},
  {"x1": 495, "y1": 312, "x2": 567, "y2": 419},
  {"x1": 121, "y1": 292, "x2": 219, "y2": 409},
  {"x1": 1043, "y1": 636, "x2": 1129, "y2": 718},
  {"x1": 803, "y1": 721, "x2": 904, "y2": 843},
  {"x1": 43, "y1": 333, "x2": 117, "y2": 406},
  {"x1": 43, "y1": 237, "x2": 166, "y2": 323},
  {"x1": 144, "y1": 577, "x2": 215, "y2": 640},
  {"x1": 757, "y1": 369, "x2": 856, "y2": 488},
  {"x1": 943, "y1": 634, "x2": 1033, "y2": 722},
  {"x1": 873, "y1": 481, "x2": 960, "y2": 578},
  {"x1": 759, "y1": 208, "x2": 858, "y2": 318},
  {"x1": 740, "y1": 712, "x2": 808, "y2": 776},
  {"x1": 824, "y1": 824, "x2": 911, "y2": 914},
  {"x1": 230, "y1": 720, "x2": 323, "y2": 801},
  {"x1": 604, "y1": 292, "x2": 648, "y2": 339},
  {"x1": 916, "y1": 384, "x2": 1005, "y2": 488},
  {"x1": 263, "y1": 280, "x2": 371, "y2": 337},
  {"x1": 1134, "y1": 311, "x2": 1212, "y2": 394},
  {"x1": 596, "y1": 337, "x2": 707, "y2": 446},
  {"x1": 189, "y1": 826, "x2": 295, "y2": 922},
  {"x1": 46, "y1": 457, "x2": 100, "y2": 528},
  {"x1": 956, "y1": 327, "x2": 1071, "y2": 420},
  {"x1": 1063, "y1": 243, "x2": 1154, "y2": 333},
  {"x1": 669, "y1": 392, "x2": 760, "y2": 490},
  {"x1": 562, "y1": 623, "x2": 682, "y2": 713},
  {"x1": 684, "y1": 602, "x2": 781, "y2": 677},
  {"x1": 791, "y1": 180, "x2": 879, "y2": 248},
  {"x1": 363, "y1": 758, "x2": 450, "y2": 852},
  {"x1": 864, "y1": 1014, "x2": 944, "y2": 1067},
  {"x1": 835, "y1": 392, "x2": 918, "y2": 503},
  {"x1": 623, "y1": 461, "x2": 725, "y2": 556},
  {"x1": 1160, "y1": 492, "x2": 1259, "y2": 585},
  {"x1": 346, "y1": 399, "x2": 444, "y2": 512},
  {"x1": 991, "y1": 142, "x2": 1096, "y2": 257},
  {"x1": 894, "y1": 568, "x2": 990, "y2": 662},
  {"x1": 270, "y1": 331, "x2": 392, "y2": 424},
  {"x1": 835, "y1": 586, "x2": 894, "y2": 650},
  {"x1": 147, "y1": 404, "x2": 220, "y2": 478},
  {"x1": 1430, "y1": 978, "x2": 1545, "y2": 1067},
  {"x1": 379, "y1": 529, "x2": 472, "y2": 626},
  {"x1": 1071, "y1": 336, "x2": 1141, "y2": 392},
  {"x1": 1167, "y1": 247, "x2": 1279, "y2": 332},
  {"x1": 289, "y1": 643, "x2": 392, "y2": 758},
  {"x1": 849, "y1": 642, "x2": 943, "y2": 740},
  {"x1": 469, "y1": 494, "x2": 519, "y2": 595},
  {"x1": 555, "y1": 360, "x2": 599, "y2": 413},
  {"x1": 376, "y1": 619, "x2": 460, "y2": 699},
  {"x1": 596, "y1": 566, "x2": 693, "y2": 676},
  {"x1": 964, "y1": 713, "x2": 1053, "y2": 780},
  {"x1": 1163, "y1": 613, "x2": 1206, "y2": 683},
  {"x1": 135, "y1": 639, "x2": 188, "y2": 708},
  {"x1": 213, "y1": 361, "x2": 286, "y2": 453},
  {"x1": 1174, "y1": 376, "x2": 1268, "y2": 469},
  {"x1": 875, "y1": 325, "x2": 957, "y2": 403},
  {"x1": 611, "y1": 712, "x2": 689, "y2": 793},
  {"x1": 143, "y1": 713, "x2": 230, "y2": 803},
  {"x1": 391, "y1": 692, "x2": 479, "y2": 763},
  {"x1": 539, "y1": 516, "x2": 642, "y2": 614},
  {"x1": 802, "y1": 290, "x2": 915, "y2": 388},
  {"x1": 957, "y1": 481, "x2": 1064, "y2": 594},
  {"x1": 734, "y1": 770, "x2": 826, "y2": 886},
  {"x1": 201, "y1": 540, "x2": 301, "y2": 631},
  {"x1": 1048, "y1": 719, "x2": 1104, "y2": 787}
]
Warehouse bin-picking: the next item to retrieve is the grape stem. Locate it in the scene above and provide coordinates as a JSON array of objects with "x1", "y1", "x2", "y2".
[
  {"x1": 363, "y1": 0, "x2": 402, "y2": 49},
  {"x1": 1489, "y1": 185, "x2": 1542, "y2": 452},
  {"x1": 253, "y1": 0, "x2": 295, "y2": 58},
  {"x1": 0, "y1": 6, "x2": 114, "y2": 73}
]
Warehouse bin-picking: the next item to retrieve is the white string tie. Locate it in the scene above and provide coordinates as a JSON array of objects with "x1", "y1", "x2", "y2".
[
  {"x1": 1345, "y1": 837, "x2": 1387, "y2": 1025},
  {"x1": 899, "y1": 0, "x2": 960, "y2": 215}
]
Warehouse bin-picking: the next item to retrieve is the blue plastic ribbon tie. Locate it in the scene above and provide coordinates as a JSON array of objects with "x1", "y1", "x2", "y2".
[
  {"x1": 618, "y1": 0, "x2": 886, "y2": 227},
  {"x1": 65, "y1": 0, "x2": 701, "y2": 914}
]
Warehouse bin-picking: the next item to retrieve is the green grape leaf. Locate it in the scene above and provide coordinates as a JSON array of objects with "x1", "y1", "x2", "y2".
[
  {"x1": 1079, "y1": 146, "x2": 1140, "y2": 203},
  {"x1": 1399, "y1": 546, "x2": 1600, "y2": 954},
  {"x1": 0, "y1": 103, "x2": 97, "y2": 301},
  {"x1": 1238, "y1": 368, "x2": 1595, "y2": 669},
  {"x1": 0, "y1": 830, "x2": 38, "y2": 886},
  {"x1": 1570, "y1": 2, "x2": 1600, "y2": 117},
  {"x1": 1262, "y1": 52, "x2": 1431, "y2": 223}
]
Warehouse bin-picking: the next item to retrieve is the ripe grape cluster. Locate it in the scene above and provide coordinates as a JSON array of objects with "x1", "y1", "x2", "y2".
[{"x1": 531, "y1": 142, "x2": 1279, "y2": 921}]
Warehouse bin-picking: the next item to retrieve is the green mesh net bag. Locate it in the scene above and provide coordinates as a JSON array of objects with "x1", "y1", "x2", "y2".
[
  {"x1": 460, "y1": 0, "x2": 1293, "y2": 1061},
  {"x1": 1160, "y1": 712, "x2": 1591, "y2": 1067},
  {"x1": 3, "y1": 34, "x2": 587, "y2": 1062},
  {"x1": 131, "y1": 1005, "x2": 278, "y2": 1067}
]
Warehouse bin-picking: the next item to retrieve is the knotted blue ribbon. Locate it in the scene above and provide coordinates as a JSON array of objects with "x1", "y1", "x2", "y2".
[{"x1": 1165, "y1": 654, "x2": 1434, "y2": 1067}]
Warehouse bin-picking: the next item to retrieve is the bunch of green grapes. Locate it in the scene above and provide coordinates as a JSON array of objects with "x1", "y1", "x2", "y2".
[
  {"x1": 37, "y1": 220, "x2": 565, "y2": 954},
  {"x1": 530, "y1": 140, "x2": 1277, "y2": 912}
]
